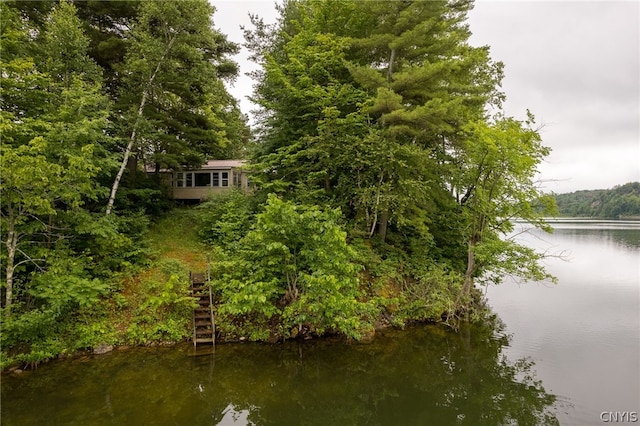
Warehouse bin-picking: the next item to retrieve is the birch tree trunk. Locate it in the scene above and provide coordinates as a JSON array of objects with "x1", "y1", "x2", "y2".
[
  {"x1": 105, "y1": 35, "x2": 177, "y2": 215},
  {"x1": 5, "y1": 205, "x2": 16, "y2": 313}
]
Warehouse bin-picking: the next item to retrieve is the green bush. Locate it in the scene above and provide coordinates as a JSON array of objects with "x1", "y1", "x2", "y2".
[
  {"x1": 1, "y1": 306, "x2": 71, "y2": 368},
  {"x1": 197, "y1": 189, "x2": 256, "y2": 248},
  {"x1": 125, "y1": 259, "x2": 195, "y2": 344},
  {"x1": 211, "y1": 194, "x2": 375, "y2": 340},
  {"x1": 396, "y1": 263, "x2": 462, "y2": 323}
]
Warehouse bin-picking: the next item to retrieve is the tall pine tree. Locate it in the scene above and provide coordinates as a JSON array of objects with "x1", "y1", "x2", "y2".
[
  {"x1": 103, "y1": 0, "x2": 246, "y2": 214},
  {"x1": 248, "y1": 0, "x2": 503, "y2": 244}
]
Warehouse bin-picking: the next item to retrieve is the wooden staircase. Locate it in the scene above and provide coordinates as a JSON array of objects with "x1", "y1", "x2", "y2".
[{"x1": 190, "y1": 272, "x2": 215, "y2": 348}]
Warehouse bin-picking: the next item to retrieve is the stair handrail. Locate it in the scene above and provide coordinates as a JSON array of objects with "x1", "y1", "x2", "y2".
[{"x1": 207, "y1": 256, "x2": 215, "y2": 350}]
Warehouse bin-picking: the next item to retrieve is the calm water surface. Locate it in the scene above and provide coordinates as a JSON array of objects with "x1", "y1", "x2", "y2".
[
  {"x1": 2, "y1": 221, "x2": 638, "y2": 425},
  {"x1": 2, "y1": 324, "x2": 556, "y2": 425},
  {"x1": 486, "y1": 221, "x2": 640, "y2": 425}
]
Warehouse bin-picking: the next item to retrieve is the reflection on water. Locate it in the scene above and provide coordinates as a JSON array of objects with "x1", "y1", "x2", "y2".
[
  {"x1": 220, "y1": 404, "x2": 251, "y2": 424},
  {"x1": 7, "y1": 221, "x2": 635, "y2": 426},
  {"x1": 2, "y1": 320, "x2": 558, "y2": 426},
  {"x1": 555, "y1": 227, "x2": 640, "y2": 251},
  {"x1": 489, "y1": 221, "x2": 640, "y2": 426},
  {"x1": 550, "y1": 220, "x2": 640, "y2": 251}
]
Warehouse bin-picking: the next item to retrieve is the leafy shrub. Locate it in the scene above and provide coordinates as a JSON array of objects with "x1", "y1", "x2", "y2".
[
  {"x1": 212, "y1": 194, "x2": 374, "y2": 340},
  {"x1": 396, "y1": 262, "x2": 462, "y2": 323},
  {"x1": 125, "y1": 259, "x2": 195, "y2": 344},
  {"x1": 197, "y1": 189, "x2": 256, "y2": 248},
  {"x1": 30, "y1": 252, "x2": 110, "y2": 310},
  {"x1": 71, "y1": 210, "x2": 150, "y2": 276},
  {"x1": 0, "y1": 306, "x2": 72, "y2": 368}
]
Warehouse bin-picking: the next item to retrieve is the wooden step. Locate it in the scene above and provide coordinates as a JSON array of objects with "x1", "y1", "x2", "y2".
[
  {"x1": 191, "y1": 272, "x2": 206, "y2": 282},
  {"x1": 191, "y1": 271, "x2": 215, "y2": 348}
]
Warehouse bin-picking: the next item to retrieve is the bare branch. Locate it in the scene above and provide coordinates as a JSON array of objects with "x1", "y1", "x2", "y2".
[{"x1": 13, "y1": 257, "x2": 46, "y2": 271}]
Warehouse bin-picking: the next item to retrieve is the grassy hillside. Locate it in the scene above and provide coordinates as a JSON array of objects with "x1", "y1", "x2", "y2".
[
  {"x1": 107, "y1": 208, "x2": 208, "y2": 346},
  {"x1": 1, "y1": 207, "x2": 208, "y2": 369}
]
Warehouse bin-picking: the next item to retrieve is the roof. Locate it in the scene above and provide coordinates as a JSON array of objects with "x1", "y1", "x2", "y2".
[
  {"x1": 145, "y1": 159, "x2": 247, "y2": 173},
  {"x1": 200, "y1": 160, "x2": 247, "y2": 169}
]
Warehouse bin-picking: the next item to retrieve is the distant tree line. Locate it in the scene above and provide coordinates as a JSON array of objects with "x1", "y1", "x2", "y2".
[{"x1": 554, "y1": 182, "x2": 640, "y2": 218}]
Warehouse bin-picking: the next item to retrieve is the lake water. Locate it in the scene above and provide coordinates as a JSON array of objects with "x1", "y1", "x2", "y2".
[
  {"x1": 2, "y1": 221, "x2": 639, "y2": 425},
  {"x1": 486, "y1": 220, "x2": 640, "y2": 425}
]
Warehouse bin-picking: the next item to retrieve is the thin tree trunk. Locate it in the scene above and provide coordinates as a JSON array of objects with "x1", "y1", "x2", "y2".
[
  {"x1": 452, "y1": 237, "x2": 477, "y2": 318},
  {"x1": 462, "y1": 247, "x2": 475, "y2": 321},
  {"x1": 106, "y1": 35, "x2": 177, "y2": 215},
  {"x1": 127, "y1": 154, "x2": 138, "y2": 184},
  {"x1": 387, "y1": 48, "x2": 396, "y2": 81},
  {"x1": 5, "y1": 206, "x2": 16, "y2": 314},
  {"x1": 105, "y1": 95, "x2": 147, "y2": 215},
  {"x1": 369, "y1": 173, "x2": 385, "y2": 238},
  {"x1": 461, "y1": 242, "x2": 476, "y2": 298},
  {"x1": 378, "y1": 209, "x2": 389, "y2": 242}
]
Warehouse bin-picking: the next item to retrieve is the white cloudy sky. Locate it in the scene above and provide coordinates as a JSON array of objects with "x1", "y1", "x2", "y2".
[{"x1": 212, "y1": 0, "x2": 639, "y2": 193}]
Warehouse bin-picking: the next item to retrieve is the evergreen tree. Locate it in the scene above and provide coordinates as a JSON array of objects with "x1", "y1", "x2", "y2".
[
  {"x1": 102, "y1": 0, "x2": 246, "y2": 214},
  {"x1": 248, "y1": 0, "x2": 503, "y2": 244}
]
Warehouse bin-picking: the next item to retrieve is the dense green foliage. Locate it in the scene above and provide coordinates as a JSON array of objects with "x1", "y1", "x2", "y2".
[
  {"x1": 554, "y1": 182, "x2": 640, "y2": 218},
  {"x1": 2, "y1": 0, "x2": 556, "y2": 367},
  {"x1": 244, "y1": 0, "x2": 556, "y2": 320},
  {"x1": 1, "y1": 0, "x2": 244, "y2": 367},
  {"x1": 209, "y1": 194, "x2": 375, "y2": 341}
]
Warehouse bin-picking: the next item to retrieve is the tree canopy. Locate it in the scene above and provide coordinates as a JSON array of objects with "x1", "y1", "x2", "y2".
[
  {"x1": 0, "y1": 0, "x2": 249, "y2": 365},
  {"x1": 244, "y1": 0, "x2": 556, "y2": 324},
  {"x1": 554, "y1": 182, "x2": 640, "y2": 218},
  {"x1": 2, "y1": 0, "x2": 559, "y2": 366}
]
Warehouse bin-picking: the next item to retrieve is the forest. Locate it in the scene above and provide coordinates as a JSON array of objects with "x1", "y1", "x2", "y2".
[
  {"x1": 1, "y1": 0, "x2": 556, "y2": 368},
  {"x1": 554, "y1": 182, "x2": 640, "y2": 218}
]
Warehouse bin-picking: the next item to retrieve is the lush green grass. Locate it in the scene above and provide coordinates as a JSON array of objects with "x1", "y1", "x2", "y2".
[
  {"x1": 107, "y1": 207, "x2": 209, "y2": 346},
  {"x1": 144, "y1": 207, "x2": 209, "y2": 271},
  {"x1": 1, "y1": 209, "x2": 209, "y2": 369}
]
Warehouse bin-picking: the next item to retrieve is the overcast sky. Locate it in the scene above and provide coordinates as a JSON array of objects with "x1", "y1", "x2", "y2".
[{"x1": 212, "y1": 1, "x2": 639, "y2": 193}]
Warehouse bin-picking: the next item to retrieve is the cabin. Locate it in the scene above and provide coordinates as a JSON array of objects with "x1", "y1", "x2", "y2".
[{"x1": 150, "y1": 160, "x2": 250, "y2": 201}]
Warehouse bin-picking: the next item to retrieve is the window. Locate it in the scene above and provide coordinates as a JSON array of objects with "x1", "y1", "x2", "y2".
[
  {"x1": 175, "y1": 170, "x2": 235, "y2": 188},
  {"x1": 176, "y1": 172, "x2": 196, "y2": 187},
  {"x1": 194, "y1": 172, "x2": 211, "y2": 187}
]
